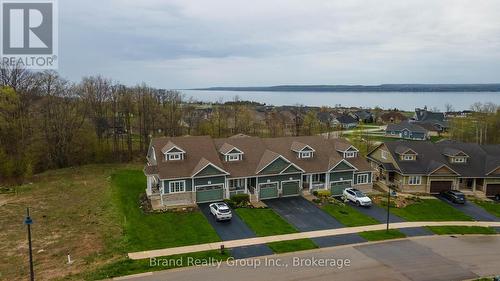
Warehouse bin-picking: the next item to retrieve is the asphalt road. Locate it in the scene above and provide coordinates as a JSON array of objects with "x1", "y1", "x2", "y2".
[
  {"x1": 198, "y1": 203, "x2": 273, "y2": 259},
  {"x1": 121, "y1": 235, "x2": 500, "y2": 281},
  {"x1": 347, "y1": 201, "x2": 433, "y2": 237},
  {"x1": 435, "y1": 195, "x2": 499, "y2": 221},
  {"x1": 264, "y1": 197, "x2": 366, "y2": 247}
]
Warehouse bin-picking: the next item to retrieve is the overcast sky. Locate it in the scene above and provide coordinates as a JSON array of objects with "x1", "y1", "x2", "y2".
[{"x1": 58, "y1": 0, "x2": 500, "y2": 88}]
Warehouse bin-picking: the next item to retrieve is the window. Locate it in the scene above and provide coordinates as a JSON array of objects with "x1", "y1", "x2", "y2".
[
  {"x1": 299, "y1": 151, "x2": 312, "y2": 158},
  {"x1": 228, "y1": 178, "x2": 245, "y2": 190},
  {"x1": 453, "y1": 157, "x2": 466, "y2": 163},
  {"x1": 403, "y1": 155, "x2": 415, "y2": 161},
  {"x1": 167, "y1": 152, "x2": 183, "y2": 161},
  {"x1": 381, "y1": 150, "x2": 388, "y2": 160},
  {"x1": 408, "y1": 176, "x2": 421, "y2": 185},
  {"x1": 226, "y1": 153, "x2": 241, "y2": 161},
  {"x1": 356, "y1": 174, "x2": 369, "y2": 184},
  {"x1": 169, "y1": 181, "x2": 185, "y2": 193},
  {"x1": 312, "y1": 174, "x2": 323, "y2": 183},
  {"x1": 344, "y1": 151, "x2": 357, "y2": 158}
]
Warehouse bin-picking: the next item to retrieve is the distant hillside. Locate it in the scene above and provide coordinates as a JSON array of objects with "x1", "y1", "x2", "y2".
[{"x1": 193, "y1": 84, "x2": 500, "y2": 92}]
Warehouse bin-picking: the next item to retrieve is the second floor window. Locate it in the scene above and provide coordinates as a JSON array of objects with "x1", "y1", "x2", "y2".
[
  {"x1": 226, "y1": 153, "x2": 242, "y2": 161},
  {"x1": 381, "y1": 150, "x2": 388, "y2": 159},
  {"x1": 299, "y1": 151, "x2": 312, "y2": 158},
  {"x1": 403, "y1": 155, "x2": 415, "y2": 161},
  {"x1": 166, "y1": 152, "x2": 183, "y2": 161},
  {"x1": 344, "y1": 151, "x2": 357, "y2": 158}
]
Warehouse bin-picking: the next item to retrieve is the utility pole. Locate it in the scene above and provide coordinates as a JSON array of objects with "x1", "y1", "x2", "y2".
[
  {"x1": 386, "y1": 186, "x2": 391, "y2": 232},
  {"x1": 24, "y1": 207, "x2": 34, "y2": 281}
]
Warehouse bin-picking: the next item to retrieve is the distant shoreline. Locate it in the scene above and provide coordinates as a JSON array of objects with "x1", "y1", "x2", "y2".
[{"x1": 191, "y1": 84, "x2": 500, "y2": 92}]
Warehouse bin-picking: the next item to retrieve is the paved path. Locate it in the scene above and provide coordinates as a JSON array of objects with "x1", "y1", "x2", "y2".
[
  {"x1": 265, "y1": 197, "x2": 366, "y2": 247},
  {"x1": 119, "y1": 235, "x2": 500, "y2": 281},
  {"x1": 128, "y1": 221, "x2": 500, "y2": 259},
  {"x1": 198, "y1": 204, "x2": 272, "y2": 259}
]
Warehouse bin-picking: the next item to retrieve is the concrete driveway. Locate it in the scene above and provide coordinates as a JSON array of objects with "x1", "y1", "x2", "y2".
[
  {"x1": 198, "y1": 203, "x2": 272, "y2": 259},
  {"x1": 347, "y1": 201, "x2": 433, "y2": 237},
  {"x1": 435, "y1": 195, "x2": 499, "y2": 221},
  {"x1": 264, "y1": 196, "x2": 366, "y2": 247}
]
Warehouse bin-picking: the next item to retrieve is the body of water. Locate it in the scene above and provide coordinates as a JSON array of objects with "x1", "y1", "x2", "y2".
[{"x1": 181, "y1": 90, "x2": 500, "y2": 111}]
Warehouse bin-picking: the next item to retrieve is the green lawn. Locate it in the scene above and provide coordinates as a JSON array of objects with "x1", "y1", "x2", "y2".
[
  {"x1": 112, "y1": 170, "x2": 220, "y2": 251},
  {"x1": 81, "y1": 250, "x2": 231, "y2": 280},
  {"x1": 427, "y1": 226, "x2": 497, "y2": 235},
  {"x1": 321, "y1": 203, "x2": 379, "y2": 227},
  {"x1": 388, "y1": 199, "x2": 473, "y2": 221},
  {"x1": 235, "y1": 208, "x2": 298, "y2": 236},
  {"x1": 267, "y1": 239, "x2": 318, "y2": 254},
  {"x1": 359, "y1": 229, "x2": 406, "y2": 241},
  {"x1": 473, "y1": 200, "x2": 500, "y2": 218}
]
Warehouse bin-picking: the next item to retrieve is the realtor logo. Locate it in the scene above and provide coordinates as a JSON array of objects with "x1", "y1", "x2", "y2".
[{"x1": 1, "y1": 0, "x2": 58, "y2": 69}]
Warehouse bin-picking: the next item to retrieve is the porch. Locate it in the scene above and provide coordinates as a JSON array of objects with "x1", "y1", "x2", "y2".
[{"x1": 302, "y1": 173, "x2": 328, "y2": 190}]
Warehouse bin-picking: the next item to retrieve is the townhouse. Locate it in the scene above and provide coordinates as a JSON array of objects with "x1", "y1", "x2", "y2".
[
  {"x1": 367, "y1": 140, "x2": 500, "y2": 198},
  {"x1": 144, "y1": 135, "x2": 374, "y2": 208}
]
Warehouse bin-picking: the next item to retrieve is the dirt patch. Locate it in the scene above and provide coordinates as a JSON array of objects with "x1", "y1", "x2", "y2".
[{"x1": 371, "y1": 194, "x2": 422, "y2": 208}]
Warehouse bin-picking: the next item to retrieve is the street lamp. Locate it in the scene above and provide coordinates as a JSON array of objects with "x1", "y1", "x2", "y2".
[{"x1": 24, "y1": 207, "x2": 34, "y2": 281}]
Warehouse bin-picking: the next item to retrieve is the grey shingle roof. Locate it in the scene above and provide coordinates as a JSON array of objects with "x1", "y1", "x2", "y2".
[
  {"x1": 383, "y1": 140, "x2": 500, "y2": 177},
  {"x1": 386, "y1": 121, "x2": 428, "y2": 133}
]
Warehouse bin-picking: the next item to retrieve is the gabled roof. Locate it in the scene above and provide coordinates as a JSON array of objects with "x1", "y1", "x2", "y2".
[
  {"x1": 219, "y1": 143, "x2": 244, "y2": 155},
  {"x1": 382, "y1": 140, "x2": 500, "y2": 177},
  {"x1": 386, "y1": 121, "x2": 428, "y2": 134},
  {"x1": 161, "y1": 141, "x2": 185, "y2": 154},
  {"x1": 290, "y1": 141, "x2": 315, "y2": 152},
  {"x1": 255, "y1": 150, "x2": 286, "y2": 174},
  {"x1": 442, "y1": 147, "x2": 468, "y2": 157},
  {"x1": 191, "y1": 158, "x2": 229, "y2": 177},
  {"x1": 335, "y1": 114, "x2": 358, "y2": 124},
  {"x1": 394, "y1": 145, "x2": 417, "y2": 155},
  {"x1": 328, "y1": 158, "x2": 358, "y2": 171},
  {"x1": 334, "y1": 138, "x2": 358, "y2": 152}
]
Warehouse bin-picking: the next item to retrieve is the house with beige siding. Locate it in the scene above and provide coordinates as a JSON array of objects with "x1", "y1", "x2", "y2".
[
  {"x1": 144, "y1": 135, "x2": 374, "y2": 208},
  {"x1": 367, "y1": 140, "x2": 500, "y2": 198}
]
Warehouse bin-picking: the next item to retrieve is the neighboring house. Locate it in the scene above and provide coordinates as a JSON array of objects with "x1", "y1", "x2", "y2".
[
  {"x1": 411, "y1": 107, "x2": 448, "y2": 132},
  {"x1": 332, "y1": 114, "x2": 358, "y2": 129},
  {"x1": 317, "y1": 111, "x2": 334, "y2": 127},
  {"x1": 144, "y1": 135, "x2": 374, "y2": 208},
  {"x1": 378, "y1": 111, "x2": 408, "y2": 124},
  {"x1": 385, "y1": 121, "x2": 429, "y2": 140},
  {"x1": 445, "y1": 110, "x2": 473, "y2": 118},
  {"x1": 352, "y1": 110, "x2": 374, "y2": 123},
  {"x1": 367, "y1": 140, "x2": 500, "y2": 198}
]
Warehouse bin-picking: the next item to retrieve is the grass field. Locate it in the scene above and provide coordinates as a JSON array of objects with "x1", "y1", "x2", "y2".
[
  {"x1": 112, "y1": 170, "x2": 220, "y2": 251},
  {"x1": 388, "y1": 199, "x2": 473, "y2": 221},
  {"x1": 235, "y1": 208, "x2": 297, "y2": 236},
  {"x1": 0, "y1": 164, "x2": 137, "y2": 281},
  {"x1": 359, "y1": 229, "x2": 406, "y2": 241},
  {"x1": 267, "y1": 239, "x2": 318, "y2": 254},
  {"x1": 473, "y1": 200, "x2": 500, "y2": 218},
  {"x1": 427, "y1": 226, "x2": 497, "y2": 235},
  {"x1": 321, "y1": 203, "x2": 379, "y2": 227}
]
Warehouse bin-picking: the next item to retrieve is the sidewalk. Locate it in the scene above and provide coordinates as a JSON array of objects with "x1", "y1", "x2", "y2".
[{"x1": 128, "y1": 221, "x2": 500, "y2": 260}]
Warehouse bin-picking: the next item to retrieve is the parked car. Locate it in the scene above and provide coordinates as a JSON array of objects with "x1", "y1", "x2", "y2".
[
  {"x1": 209, "y1": 202, "x2": 232, "y2": 221},
  {"x1": 343, "y1": 188, "x2": 372, "y2": 207},
  {"x1": 440, "y1": 190, "x2": 466, "y2": 204}
]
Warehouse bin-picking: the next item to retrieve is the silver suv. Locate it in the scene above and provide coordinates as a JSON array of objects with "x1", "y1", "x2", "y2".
[{"x1": 209, "y1": 202, "x2": 232, "y2": 221}]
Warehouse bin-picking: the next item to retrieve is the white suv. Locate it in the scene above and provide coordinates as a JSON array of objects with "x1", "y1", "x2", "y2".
[
  {"x1": 343, "y1": 188, "x2": 372, "y2": 207},
  {"x1": 209, "y1": 202, "x2": 232, "y2": 221}
]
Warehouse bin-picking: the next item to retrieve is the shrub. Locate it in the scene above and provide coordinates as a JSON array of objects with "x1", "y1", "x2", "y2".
[
  {"x1": 317, "y1": 190, "x2": 331, "y2": 198},
  {"x1": 223, "y1": 199, "x2": 236, "y2": 209},
  {"x1": 230, "y1": 193, "x2": 250, "y2": 207},
  {"x1": 312, "y1": 198, "x2": 321, "y2": 204},
  {"x1": 312, "y1": 190, "x2": 319, "y2": 197}
]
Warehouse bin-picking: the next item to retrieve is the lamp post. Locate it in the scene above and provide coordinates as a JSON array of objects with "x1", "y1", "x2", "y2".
[{"x1": 24, "y1": 207, "x2": 34, "y2": 281}]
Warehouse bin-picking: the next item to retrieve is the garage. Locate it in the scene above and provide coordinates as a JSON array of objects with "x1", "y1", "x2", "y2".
[
  {"x1": 281, "y1": 181, "x2": 300, "y2": 197},
  {"x1": 429, "y1": 180, "x2": 453, "y2": 194},
  {"x1": 259, "y1": 183, "x2": 279, "y2": 200},
  {"x1": 485, "y1": 184, "x2": 500, "y2": 198},
  {"x1": 196, "y1": 184, "x2": 224, "y2": 203},
  {"x1": 331, "y1": 181, "x2": 351, "y2": 196}
]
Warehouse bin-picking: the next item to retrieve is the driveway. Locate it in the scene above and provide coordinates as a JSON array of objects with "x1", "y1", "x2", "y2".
[
  {"x1": 264, "y1": 196, "x2": 366, "y2": 247},
  {"x1": 347, "y1": 201, "x2": 433, "y2": 237},
  {"x1": 435, "y1": 195, "x2": 499, "y2": 221},
  {"x1": 198, "y1": 203, "x2": 272, "y2": 259}
]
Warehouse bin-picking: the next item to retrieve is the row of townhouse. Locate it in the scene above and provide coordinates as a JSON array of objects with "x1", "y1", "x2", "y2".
[
  {"x1": 144, "y1": 135, "x2": 373, "y2": 208},
  {"x1": 367, "y1": 140, "x2": 500, "y2": 198}
]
